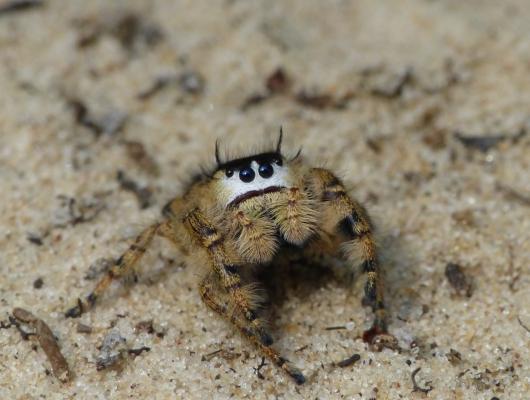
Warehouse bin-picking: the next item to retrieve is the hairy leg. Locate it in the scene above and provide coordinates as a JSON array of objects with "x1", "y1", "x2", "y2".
[
  {"x1": 199, "y1": 276, "x2": 305, "y2": 384},
  {"x1": 65, "y1": 222, "x2": 164, "y2": 318},
  {"x1": 184, "y1": 208, "x2": 271, "y2": 346},
  {"x1": 306, "y1": 168, "x2": 389, "y2": 340}
]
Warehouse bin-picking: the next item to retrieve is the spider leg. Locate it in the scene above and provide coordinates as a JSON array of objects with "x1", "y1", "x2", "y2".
[
  {"x1": 307, "y1": 168, "x2": 388, "y2": 337},
  {"x1": 199, "y1": 275, "x2": 305, "y2": 384},
  {"x1": 65, "y1": 222, "x2": 164, "y2": 318},
  {"x1": 184, "y1": 208, "x2": 272, "y2": 346},
  {"x1": 185, "y1": 208, "x2": 305, "y2": 384}
]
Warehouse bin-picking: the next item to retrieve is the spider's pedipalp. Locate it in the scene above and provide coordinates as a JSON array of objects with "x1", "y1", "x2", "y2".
[
  {"x1": 230, "y1": 210, "x2": 278, "y2": 264},
  {"x1": 271, "y1": 187, "x2": 318, "y2": 245}
]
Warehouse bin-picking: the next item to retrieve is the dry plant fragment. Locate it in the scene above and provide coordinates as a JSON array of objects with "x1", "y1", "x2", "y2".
[
  {"x1": 123, "y1": 140, "x2": 160, "y2": 176},
  {"x1": 335, "y1": 353, "x2": 361, "y2": 368},
  {"x1": 454, "y1": 128, "x2": 526, "y2": 153},
  {"x1": 116, "y1": 170, "x2": 153, "y2": 209},
  {"x1": 517, "y1": 316, "x2": 530, "y2": 334},
  {"x1": 253, "y1": 357, "x2": 268, "y2": 380},
  {"x1": 96, "y1": 330, "x2": 128, "y2": 371},
  {"x1": 67, "y1": 98, "x2": 127, "y2": 137},
  {"x1": 411, "y1": 367, "x2": 433, "y2": 394},
  {"x1": 12, "y1": 307, "x2": 71, "y2": 383}
]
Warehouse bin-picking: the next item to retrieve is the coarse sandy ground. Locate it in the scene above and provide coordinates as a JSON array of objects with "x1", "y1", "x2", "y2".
[{"x1": 0, "y1": 1, "x2": 529, "y2": 399}]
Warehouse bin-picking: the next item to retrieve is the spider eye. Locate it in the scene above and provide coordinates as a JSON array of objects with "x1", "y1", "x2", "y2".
[
  {"x1": 276, "y1": 158, "x2": 283, "y2": 166},
  {"x1": 258, "y1": 162, "x2": 274, "y2": 178},
  {"x1": 225, "y1": 169, "x2": 234, "y2": 178},
  {"x1": 239, "y1": 166, "x2": 255, "y2": 183}
]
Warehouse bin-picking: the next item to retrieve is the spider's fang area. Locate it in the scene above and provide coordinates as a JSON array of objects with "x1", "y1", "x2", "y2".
[{"x1": 227, "y1": 186, "x2": 284, "y2": 208}]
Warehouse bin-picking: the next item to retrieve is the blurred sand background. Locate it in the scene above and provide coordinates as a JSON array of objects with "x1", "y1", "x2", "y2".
[{"x1": 0, "y1": 0, "x2": 529, "y2": 398}]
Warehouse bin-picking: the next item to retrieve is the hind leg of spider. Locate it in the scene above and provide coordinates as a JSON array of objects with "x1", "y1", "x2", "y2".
[
  {"x1": 199, "y1": 276, "x2": 305, "y2": 385},
  {"x1": 65, "y1": 222, "x2": 165, "y2": 318}
]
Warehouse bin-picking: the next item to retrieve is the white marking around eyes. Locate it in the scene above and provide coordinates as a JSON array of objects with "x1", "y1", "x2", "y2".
[{"x1": 220, "y1": 161, "x2": 290, "y2": 206}]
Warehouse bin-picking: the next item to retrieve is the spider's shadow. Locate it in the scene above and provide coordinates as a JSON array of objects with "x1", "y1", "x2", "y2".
[
  {"x1": 254, "y1": 231, "x2": 418, "y2": 336},
  {"x1": 255, "y1": 248, "x2": 348, "y2": 333},
  {"x1": 258, "y1": 255, "x2": 336, "y2": 310}
]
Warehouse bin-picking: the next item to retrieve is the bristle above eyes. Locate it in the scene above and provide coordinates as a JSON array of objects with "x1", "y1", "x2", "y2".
[{"x1": 214, "y1": 128, "x2": 285, "y2": 167}]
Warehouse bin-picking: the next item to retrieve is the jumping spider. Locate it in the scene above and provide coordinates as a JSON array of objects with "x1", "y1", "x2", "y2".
[{"x1": 66, "y1": 130, "x2": 392, "y2": 384}]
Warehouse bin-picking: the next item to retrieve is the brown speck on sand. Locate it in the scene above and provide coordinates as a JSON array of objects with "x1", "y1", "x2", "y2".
[
  {"x1": 0, "y1": 0, "x2": 42, "y2": 15},
  {"x1": 116, "y1": 170, "x2": 153, "y2": 209},
  {"x1": 445, "y1": 263, "x2": 473, "y2": 298}
]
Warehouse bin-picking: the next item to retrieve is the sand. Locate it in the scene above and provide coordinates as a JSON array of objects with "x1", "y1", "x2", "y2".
[{"x1": 0, "y1": 1, "x2": 529, "y2": 399}]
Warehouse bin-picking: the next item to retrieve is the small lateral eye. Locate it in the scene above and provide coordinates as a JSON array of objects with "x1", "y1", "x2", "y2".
[
  {"x1": 276, "y1": 158, "x2": 283, "y2": 166},
  {"x1": 239, "y1": 166, "x2": 255, "y2": 183},
  {"x1": 225, "y1": 169, "x2": 234, "y2": 178}
]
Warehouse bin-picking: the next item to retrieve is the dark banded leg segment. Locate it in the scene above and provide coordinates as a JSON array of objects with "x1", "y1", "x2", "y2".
[
  {"x1": 184, "y1": 209, "x2": 272, "y2": 346},
  {"x1": 309, "y1": 168, "x2": 391, "y2": 344},
  {"x1": 199, "y1": 277, "x2": 305, "y2": 385},
  {"x1": 65, "y1": 223, "x2": 162, "y2": 318},
  {"x1": 339, "y1": 210, "x2": 387, "y2": 335}
]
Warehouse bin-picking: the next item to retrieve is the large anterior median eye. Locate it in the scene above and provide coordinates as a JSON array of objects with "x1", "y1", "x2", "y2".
[
  {"x1": 258, "y1": 162, "x2": 274, "y2": 178},
  {"x1": 239, "y1": 166, "x2": 255, "y2": 182}
]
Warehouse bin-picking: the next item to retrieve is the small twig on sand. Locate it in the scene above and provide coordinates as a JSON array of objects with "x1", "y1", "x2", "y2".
[
  {"x1": 411, "y1": 367, "x2": 433, "y2": 394},
  {"x1": 201, "y1": 349, "x2": 222, "y2": 362},
  {"x1": 12, "y1": 308, "x2": 71, "y2": 382},
  {"x1": 334, "y1": 353, "x2": 361, "y2": 368},
  {"x1": 324, "y1": 326, "x2": 347, "y2": 331},
  {"x1": 517, "y1": 316, "x2": 530, "y2": 334},
  {"x1": 253, "y1": 357, "x2": 267, "y2": 380}
]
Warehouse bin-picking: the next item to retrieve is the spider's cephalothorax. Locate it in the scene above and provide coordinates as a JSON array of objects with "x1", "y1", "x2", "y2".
[{"x1": 65, "y1": 130, "x2": 391, "y2": 385}]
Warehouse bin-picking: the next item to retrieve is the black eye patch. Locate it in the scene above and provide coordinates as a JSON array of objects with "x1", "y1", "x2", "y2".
[{"x1": 218, "y1": 152, "x2": 282, "y2": 174}]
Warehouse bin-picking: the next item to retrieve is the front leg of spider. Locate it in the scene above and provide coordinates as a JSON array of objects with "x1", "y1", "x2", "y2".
[
  {"x1": 308, "y1": 168, "x2": 397, "y2": 349},
  {"x1": 183, "y1": 208, "x2": 306, "y2": 384}
]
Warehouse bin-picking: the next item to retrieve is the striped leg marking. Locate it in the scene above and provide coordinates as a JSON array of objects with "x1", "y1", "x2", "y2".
[
  {"x1": 199, "y1": 277, "x2": 305, "y2": 385},
  {"x1": 184, "y1": 209, "x2": 272, "y2": 345},
  {"x1": 65, "y1": 223, "x2": 162, "y2": 318}
]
